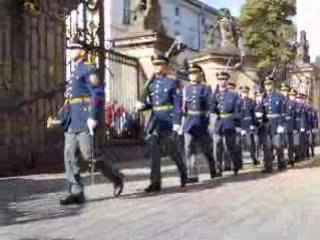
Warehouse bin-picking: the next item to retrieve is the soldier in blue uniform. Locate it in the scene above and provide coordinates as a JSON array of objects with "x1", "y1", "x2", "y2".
[
  {"x1": 280, "y1": 84, "x2": 297, "y2": 166},
  {"x1": 239, "y1": 85, "x2": 259, "y2": 165},
  {"x1": 136, "y1": 54, "x2": 187, "y2": 192},
  {"x1": 225, "y1": 80, "x2": 243, "y2": 169},
  {"x1": 308, "y1": 98, "x2": 319, "y2": 157},
  {"x1": 47, "y1": 40, "x2": 124, "y2": 205},
  {"x1": 182, "y1": 64, "x2": 216, "y2": 183},
  {"x1": 253, "y1": 89, "x2": 267, "y2": 163},
  {"x1": 262, "y1": 77, "x2": 286, "y2": 173},
  {"x1": 305, "y1": 97, "x2": 316, "y2": 158},
  {"x1": 209, "y1": 71, "x2": 242, "y2": 176},
  {"x1": 295, "y1": 93, "x2": 308, "y2": 161}
]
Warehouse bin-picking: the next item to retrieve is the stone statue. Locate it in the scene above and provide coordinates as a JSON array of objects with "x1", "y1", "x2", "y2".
[
  {"x1": 205, "y1": 8, "x2": 238, "y2": 49},
  {"x1": 297, "y1": 30, "x2": 310, "y2": 64},
  {"x1": 129, "y1": 0, "x2": 165, "y2": 34},
  {"x1": 132, "y1": 0, "x2": 148, "y2": 25}
]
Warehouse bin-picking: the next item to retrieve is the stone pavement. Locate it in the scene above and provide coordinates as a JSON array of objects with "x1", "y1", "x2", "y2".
[{"x1": 1, "y1": 149, "x2": 320, "y2": 240}]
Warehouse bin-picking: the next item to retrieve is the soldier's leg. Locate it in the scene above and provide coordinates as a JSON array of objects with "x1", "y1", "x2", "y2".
[
  {"x1": 184, "y1": 133, "x2": 198, "y2": 181},
  {"x1": 64, "y1": 132, "x2": 83, "y2": 195},
  {"x1": 311, "y1": 132, "x2": 315, "y2": 157},
  {"x1": 225, "y1": 131, "x2": 241, "y2": 175},
  {"x1": 273, "y1": 133, "x2": 286, "y2": 170},
  {"x1": 146, "y1": 133, "x2": 162, "y2": 186},
  {"x1": 213, "y1": 133, "x2": 223, "y2": 176},
  {"x1": 287, "y1": 132, "x2": 295, "y2": 166},
  {"x1": 78, "y1": 131, "x2": 123, "y2": 188},
  {"x1": 199, "y1": 133, "x2": 217, "y2": 178},
  {"x1": 247, "y1": 133, "x2": 258, "y2": 165},
  {"x1": 235, "y1": 132, "x2": 243, "y2": 169},
  {"x1": 262, "y1": 130, "x2": 273, "y2": 173},
  {"x1": 164, "y1": 132, "x2": 187, "y2": 185}
]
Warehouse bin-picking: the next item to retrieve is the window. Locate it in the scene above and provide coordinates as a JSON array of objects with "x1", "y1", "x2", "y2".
[
  {"x1": 175, "y1": 7, "x2": 180, "y2": 17},
  {"x1": 123, "y1": 0, "x2": 131, "y2": 25}
]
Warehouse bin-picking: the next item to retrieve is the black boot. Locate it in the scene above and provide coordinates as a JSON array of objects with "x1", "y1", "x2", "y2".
[
  {"x1": 60, "y1": 193, "x2": 85, "y2": 206},
  {"x1": 113, "y1": 176, "x2": 124, "y2": 198},
  {"x1": 185, "y1": 177, "x2": 199, "y2": 184},
  {"x1": 144, "y1": 183, "x2": 161, "y2": 193}
]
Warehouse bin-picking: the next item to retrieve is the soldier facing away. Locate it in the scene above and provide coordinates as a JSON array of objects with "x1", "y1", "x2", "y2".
[{"x1": 47, "y1": 40, "x2": 124, "y2": 205}]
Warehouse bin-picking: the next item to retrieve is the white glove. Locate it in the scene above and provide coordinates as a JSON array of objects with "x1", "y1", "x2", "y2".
[
  {"x1": 250, "y1": 125, "x2": 256, "y2": 130},
  {"x1": 301, "y1": 128, "x2": 305, "y2": 132},
  {"x1": 87, "y1": 118, "x2": 98, "y2": 136},
  {"x1": 173, "y1": 124, "x2": 181, "y2": 133},
  {"x1": 241, "y1": 130, "x2": 246, "y2": 136},
  {"x1": 277, "y1": 126, "x2": 285, "y2": 134},
  {"x1": 255, "y1": 112, "x2": 263, "y2": 118},
  {"x1": 235, "y1": 127, "x2": 241, "y2": 133},
  {"x1": 135, "y1": 101, "x2": 145, "y2": 111}
]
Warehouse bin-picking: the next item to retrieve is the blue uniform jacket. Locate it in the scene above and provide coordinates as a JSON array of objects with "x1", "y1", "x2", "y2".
[
  {"x1": 141, "y1": 76, "x2": 182, "y2": 132},
  {"x1": 182, "y1": 83, "x2": 212, "y2": 136},
  {"x1": 294, "y1": 103, "x2": 307, "y2": 130},
  {"x1": 263, "y1": 92, "x2": 285, "y2": 133},
  {"x1": 211, "y1": 89, "x2": 241, "y2": 134},
  {"x1": 239, "y1": 97, "x2": 256, "y2": 131},
  {"x1": 283, "y1": 98, "x2": 296, "y2": 132},
  {"x1": 61, "y1": 61, "x2": 104, "y2": 133}
]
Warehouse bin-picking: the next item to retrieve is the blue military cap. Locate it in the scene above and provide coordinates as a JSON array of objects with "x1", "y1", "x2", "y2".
[
  {"x1": 188, "y1": 64, "x2": 203, "y2": 74},
  {"x1": 151, "y1": 54, "x2": 169, "y2": 65},
  {"x1": 216, "y1": 71, "x2": 230, "y2": 80},
  {"x1": 264, "y1": 76, "x2": 275, "y2": 85}
]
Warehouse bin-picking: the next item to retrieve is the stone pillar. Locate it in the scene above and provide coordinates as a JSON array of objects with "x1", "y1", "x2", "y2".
[
  {"x1": 189, "y1": 48, "x2": 259, "y2": 96},
  {"x1": 112, "y1": 31, "x2": 175, "y2": 79},
  {"x1": 288, "y1": 63, "x2": 320, "y2": 112}
]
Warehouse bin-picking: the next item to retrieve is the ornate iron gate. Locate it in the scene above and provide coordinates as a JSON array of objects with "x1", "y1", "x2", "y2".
[{"x1": 0, "y1": 0, "x2": 144, "y2": 176}]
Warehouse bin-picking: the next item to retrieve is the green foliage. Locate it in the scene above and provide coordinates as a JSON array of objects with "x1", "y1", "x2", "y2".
[{"x1": 239, "y1": 0, "x2": 296, "y2": 71}]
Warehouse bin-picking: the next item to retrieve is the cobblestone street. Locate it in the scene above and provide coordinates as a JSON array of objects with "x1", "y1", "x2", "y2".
[{"x1": 1, "y1": 149, "x2": 320, "y2": 240}]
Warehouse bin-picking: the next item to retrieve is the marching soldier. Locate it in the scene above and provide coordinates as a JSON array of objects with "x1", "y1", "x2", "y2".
[
  {"x1": 306, "y1": 97, "x2": 316, "y2": 158},
  {"x1": 253, "y1": 89, "x2": 267, "y2": 163},
  {"x1": 182, "y1": 64, "x2": 217, "y2": 183},
  {"x1": 295, "y1": 93, "x2": 308, "y2": 161},
  {"x1": 209, "y1": 71, "x2": 242, "y2": 176},
  {"x1": 225, "y1": 80, "x2": 242, "y2": 169},
  {"x1": 239, "y1": 86, "x2": 259, "y2": 165},
  {"x1": 136, "y1": 54, "x2": 187, "y2": 192},
  {"x1": 262, "y1": 77, "x2": 286, "y2": 173},
  {"x1": 280, "y1": 84, "x2": 297, "y2": 167},
  {"x1": 47, "y1": 40, "x2": 124, "y2": 205}
]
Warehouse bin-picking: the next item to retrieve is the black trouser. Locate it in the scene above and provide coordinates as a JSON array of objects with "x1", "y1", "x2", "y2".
[
  {"x1": 241, "y1": 132, "x2": 258, "y2": 164},
  {"x1": 213, "y1": 130, "x2": 241, "y2": 173}
]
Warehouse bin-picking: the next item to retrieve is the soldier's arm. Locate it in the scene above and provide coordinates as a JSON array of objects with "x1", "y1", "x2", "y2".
[
  {"x1": 234, "y1": 95, "x2": 242, "y2": 127},
  {"x1": 172, "y1": 80, "x2": 183, "y2": 125},
  {"x1": 85, "y1": 67, "x2": 105, "y2": 120}
]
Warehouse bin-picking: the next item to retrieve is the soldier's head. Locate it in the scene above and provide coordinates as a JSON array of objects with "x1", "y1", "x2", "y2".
[
  {"x1": 216, "y1": 71, "x2": 230, "y2": 88},
  {"x1": 152, "y1": 54, "x2": 170, "y2": 76},
  {"x1": 308, "y1": 97, "x2": 312, "y2": 105},
  {"x1": 280, "y1": 83, "x2": 290, "y2": 97},
  {"x1": 240, "y1": 85, "x2": 250, "y2": 98},
  {"x1": 188, "y1": 64, "x2": 204, "y2": 83},
  {"x1": 68, "y1": 39, "x2": 86, "y2": 62},
  {"x1": 289, "y1": 89, "x2": 297, "y2": 101},
  {"x1": 264, "y1": 76, "x2": 275, "y2": 93}
]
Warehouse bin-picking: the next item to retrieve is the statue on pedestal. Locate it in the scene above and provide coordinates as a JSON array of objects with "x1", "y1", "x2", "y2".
[
  {"x1": 296, "y1": 30, "x2": 310, "y2": 64},
  {"x1": 205, "y1": 8, "x2": 238, "y2": 49},
  {"x1": 132, "y1": 0, "x2": 148, "y2": 26}
]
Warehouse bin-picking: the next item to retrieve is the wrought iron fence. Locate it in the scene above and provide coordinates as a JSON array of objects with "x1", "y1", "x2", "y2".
[{"x1": 0, "y1": 0, "x2": 145, "y2": 175}]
